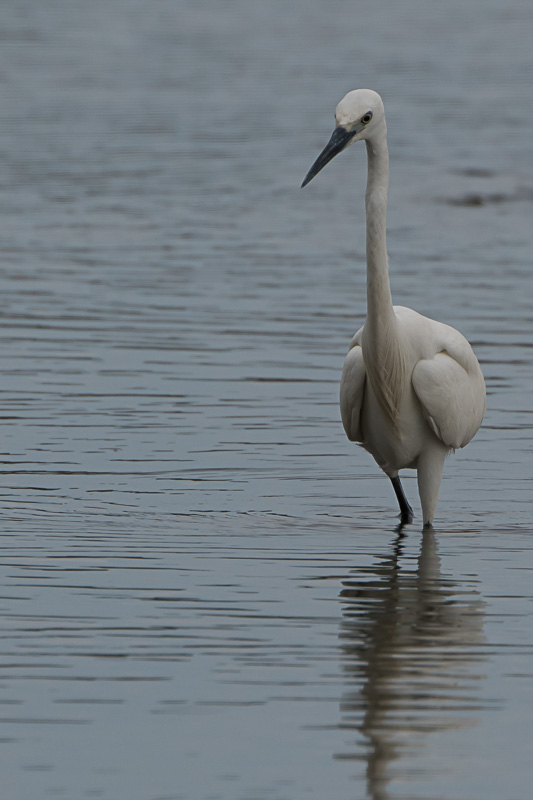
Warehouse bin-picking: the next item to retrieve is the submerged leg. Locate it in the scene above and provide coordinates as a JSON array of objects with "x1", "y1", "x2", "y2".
[
  {"x1": 390, "y1": 475, "x2": 414, "y2": 525},
  {"x1": 417, "y1": 446, "x2": 448, "y2": 528}
]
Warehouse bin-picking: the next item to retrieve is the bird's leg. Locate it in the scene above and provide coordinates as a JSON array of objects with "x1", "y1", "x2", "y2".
[
  {"x1": 417, "y1": 446, "x2": 447, "y2": 528},
  {"x1": 390, "y1": 475, "x2": 413, "y2": 525}
]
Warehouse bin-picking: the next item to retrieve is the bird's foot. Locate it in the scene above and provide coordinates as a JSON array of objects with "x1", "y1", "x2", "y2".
[
  {"x1": 401, "y1": 508, "x2": 414, "y2": 525},
  {"x1": 395, "y1": 505, "x2": 414, "y2": 534}
]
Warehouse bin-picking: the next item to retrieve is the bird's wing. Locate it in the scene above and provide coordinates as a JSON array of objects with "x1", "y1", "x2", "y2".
[
  {"x1": 412, "y1": 341, "x2": 485, "y2": 450},
  {"x1": 340, "y1": 343, "x2": 366, "y2": 442}
]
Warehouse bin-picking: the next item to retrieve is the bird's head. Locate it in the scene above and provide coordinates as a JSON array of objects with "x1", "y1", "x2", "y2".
[{"x1": 301, "y1": 89, "x2": 385, "y2": 188}]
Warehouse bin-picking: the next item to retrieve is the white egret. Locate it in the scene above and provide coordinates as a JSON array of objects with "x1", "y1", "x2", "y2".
[{"x1": 302, "y1": 89, "x2": 485, "y2": 527}]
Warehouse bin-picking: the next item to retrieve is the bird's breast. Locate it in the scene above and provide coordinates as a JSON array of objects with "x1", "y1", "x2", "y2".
[{"x1": 360, "y1": 372, "x2": 430, "y2": 474}]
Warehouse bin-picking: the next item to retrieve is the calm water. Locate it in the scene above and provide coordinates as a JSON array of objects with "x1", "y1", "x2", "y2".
[{"x1": 1, "y1": 1, "x2": 533, "y2": 798}]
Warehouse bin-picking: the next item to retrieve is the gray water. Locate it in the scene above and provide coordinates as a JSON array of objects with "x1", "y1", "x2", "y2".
[{"x1": 1, "y1": 0, "x2": 533, "y2": 798}]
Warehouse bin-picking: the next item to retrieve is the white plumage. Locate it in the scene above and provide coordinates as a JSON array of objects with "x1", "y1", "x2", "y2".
[{"x1": 302, "y1": 89, "x2": 485, "y2": 527}]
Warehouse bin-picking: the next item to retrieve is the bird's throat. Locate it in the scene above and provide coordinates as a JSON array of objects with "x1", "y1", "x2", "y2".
[{"x1": 363, "y1": 136, "x2": 406, "y2": 428}]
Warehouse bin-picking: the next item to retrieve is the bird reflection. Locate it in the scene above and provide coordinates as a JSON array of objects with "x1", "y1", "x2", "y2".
[{"x1": 337, "y1": 530, "x2": 486, "y2": 800}]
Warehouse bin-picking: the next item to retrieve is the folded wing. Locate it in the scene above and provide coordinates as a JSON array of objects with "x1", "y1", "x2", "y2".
[
  {"x1": 340, "y1": 344, "x2": 366, "y2": 442},
  {"x1": 412, "y1": 349, "x2": 485, "y2": 450}
]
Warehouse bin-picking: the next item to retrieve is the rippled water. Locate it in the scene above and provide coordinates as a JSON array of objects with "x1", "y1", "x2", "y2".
[{"x1": 1, "y1": 1, "x2": 533, "y2": 798}]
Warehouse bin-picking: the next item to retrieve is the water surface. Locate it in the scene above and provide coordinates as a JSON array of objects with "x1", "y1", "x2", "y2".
[{"x1": 1, "y1": 1, "x2": 533, "y2": 798}]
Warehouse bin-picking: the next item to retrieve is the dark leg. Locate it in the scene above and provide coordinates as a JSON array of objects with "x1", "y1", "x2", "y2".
[{"x1": 390, "y1": 475, "x2": 414, "y2": 526}]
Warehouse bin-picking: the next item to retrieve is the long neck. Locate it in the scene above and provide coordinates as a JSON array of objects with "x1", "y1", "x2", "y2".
[
  {"x1": 365, "y1": 132, "x2": 393, "y2": 323},
  {"x1": 363, "y1": 128, "x2": 405, "y2": 427}
]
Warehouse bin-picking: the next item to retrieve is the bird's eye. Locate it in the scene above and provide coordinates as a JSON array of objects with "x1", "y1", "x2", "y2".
[{"x1": 361, "y1": 112, "x2": 373, "y2": 124}]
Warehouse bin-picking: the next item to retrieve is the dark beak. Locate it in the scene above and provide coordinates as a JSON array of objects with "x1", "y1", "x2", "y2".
[{"x1": 301, "y1": 127, "x2": 356, "y2": 188}]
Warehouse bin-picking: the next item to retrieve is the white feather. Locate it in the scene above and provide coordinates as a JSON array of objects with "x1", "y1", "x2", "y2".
[{"x1": 303, "y1": 89, "x2": 486, "y2": 526}]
